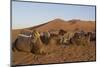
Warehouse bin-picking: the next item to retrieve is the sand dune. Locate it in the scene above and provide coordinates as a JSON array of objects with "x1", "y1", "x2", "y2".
[
  {"x1": 35, "y1": 19, "x2": 95, "y2": 32},
  {"x1": 12, "y1": 19, "x2": 96, "y2": 66},
  {"x1": 12, "y1": 19, "x2": 95, "y2": 40}
]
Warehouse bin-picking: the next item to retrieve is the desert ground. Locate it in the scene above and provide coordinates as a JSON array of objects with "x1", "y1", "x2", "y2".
[{"x1": 11, "y1": 19, "x2": 96, "y2": 66}]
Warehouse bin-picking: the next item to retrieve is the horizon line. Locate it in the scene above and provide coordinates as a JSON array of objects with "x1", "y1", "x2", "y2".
[{"x1": 12, "y1": 18, "x2": 96, "y2": 30}]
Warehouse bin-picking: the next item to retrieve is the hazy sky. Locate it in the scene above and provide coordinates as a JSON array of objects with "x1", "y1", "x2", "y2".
[{"x1": 12, "y1": 1, "x2": 96, "y2": 29}]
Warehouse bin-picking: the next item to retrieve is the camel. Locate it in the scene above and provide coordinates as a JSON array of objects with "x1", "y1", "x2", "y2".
[
  {"x1": 12, "y1": 33, "x2": 33, "y2": 52},
  {"x1": 70, "y1": 31, "x2": 91, "y2": 46},
  {"x1": 40, "y1": 32, "x2": 50, "y2": 45},
  {"x1": 12, "y1": 30, "x2": 45, "y2": 54},
  {"x1": 59, "y1": 31, "x2": 75, "y2": 45}
]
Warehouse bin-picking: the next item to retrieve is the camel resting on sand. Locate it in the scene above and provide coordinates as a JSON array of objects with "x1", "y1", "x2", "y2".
[{"x1": 12, "y1": 30, "x2": 45, "y2": 54}]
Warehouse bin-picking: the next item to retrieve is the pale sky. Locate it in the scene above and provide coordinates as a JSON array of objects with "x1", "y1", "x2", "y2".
[{"x1": 12, "y1": 1, "x2": 96, "y2": 29}]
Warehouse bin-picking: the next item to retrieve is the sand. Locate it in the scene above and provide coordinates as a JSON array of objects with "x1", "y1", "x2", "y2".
[{"x1": 12, "y1": 19, "x2": 96, "y2": 66}]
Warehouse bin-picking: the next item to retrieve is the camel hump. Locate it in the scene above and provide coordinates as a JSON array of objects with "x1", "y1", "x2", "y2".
[
  {"x1": 18, "y1": 34, "x2": 32, "y2": 38},
  {"x1": 20, "y1": 29, "x2": 33, "y2": 36}
]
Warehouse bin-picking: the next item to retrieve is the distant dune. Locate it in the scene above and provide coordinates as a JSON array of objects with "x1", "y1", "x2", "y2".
[
  {"x1": 34, "y1": 19, "x2": 95, "y2": 32},
  {"x1": 12, "y1": 19, "x2": 95, "y2": 42}
]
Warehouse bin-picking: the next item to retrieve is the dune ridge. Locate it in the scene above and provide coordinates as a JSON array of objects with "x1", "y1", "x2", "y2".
[{"x1": 12, "y1": 19, "x2": 95, "y2": 41}]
